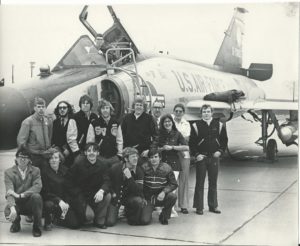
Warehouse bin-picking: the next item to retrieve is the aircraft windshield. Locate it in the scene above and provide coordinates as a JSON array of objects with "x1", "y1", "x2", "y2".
[{"x1": 53, "y1": 35, "x2": 106, "y2": 70}]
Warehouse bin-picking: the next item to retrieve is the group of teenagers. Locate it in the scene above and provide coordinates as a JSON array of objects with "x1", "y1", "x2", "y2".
[{"x1": 4, "y1": 94, "x2": 228, "y2": 237}]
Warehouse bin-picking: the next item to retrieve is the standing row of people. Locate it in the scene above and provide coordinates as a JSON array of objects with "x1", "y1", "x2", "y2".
[{"x1": 4, "y1": 94, "x2": 228, "y2": 237}]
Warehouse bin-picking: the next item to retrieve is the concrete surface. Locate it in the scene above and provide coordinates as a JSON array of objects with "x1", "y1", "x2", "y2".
[{"x1": 0, "y1": 117, "x2": 298, "y2": 245}]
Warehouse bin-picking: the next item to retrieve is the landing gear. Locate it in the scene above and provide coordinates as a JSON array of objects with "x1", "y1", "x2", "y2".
[
  {"x1": 266, "y1": 138, "x2": 278, "y2": 162},
  {"x1": 253, "y1": 110, "x2": 278, "y2": 162}
]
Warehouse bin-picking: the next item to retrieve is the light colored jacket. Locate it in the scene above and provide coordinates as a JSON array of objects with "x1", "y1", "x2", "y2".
[
  {"x1": 17, "y1": 113, "x2": 53, "y2": 155},
  {"x1": 172, "y1": 114, "x2": 191, "y2": 158},
  {"x1": 4, "y1": 165, "x2": 42, "y2": 207}
]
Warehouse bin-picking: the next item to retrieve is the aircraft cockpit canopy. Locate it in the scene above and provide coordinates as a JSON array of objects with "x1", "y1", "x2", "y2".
[{"x1": 52, "y1": 35, "x2": 106, "y2": 71}]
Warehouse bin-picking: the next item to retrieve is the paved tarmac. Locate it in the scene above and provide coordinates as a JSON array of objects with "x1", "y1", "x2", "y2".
[{"x1": 0, "y1": 117, "x2": 298, "y2": 245}]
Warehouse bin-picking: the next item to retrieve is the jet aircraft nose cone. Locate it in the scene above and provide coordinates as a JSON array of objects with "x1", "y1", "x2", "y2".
[{"x1": 0, "y1": 87, "x2": 30, "y2": 149}]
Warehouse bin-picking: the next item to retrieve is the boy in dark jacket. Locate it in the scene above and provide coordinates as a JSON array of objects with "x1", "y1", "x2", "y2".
[
  {"x1": 106, "y1": 147, "x2": 146, "y2": 226},
  {"x1": 189, "y1": 104, "x2": 228, "y2": 215}
]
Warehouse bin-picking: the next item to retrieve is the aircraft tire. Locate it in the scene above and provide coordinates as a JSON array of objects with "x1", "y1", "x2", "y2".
[{"x1": 266, "y1": 138, "x2": 278, "y2": 162}]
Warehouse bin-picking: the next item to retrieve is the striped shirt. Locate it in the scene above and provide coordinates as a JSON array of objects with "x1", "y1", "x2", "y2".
[{"x1": 141, "y1": 161, "x2": 178, "y2": 200}]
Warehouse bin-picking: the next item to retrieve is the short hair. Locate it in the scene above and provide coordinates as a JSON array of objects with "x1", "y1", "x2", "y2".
[
  {"x1": 159, "y1": 113, "x2": 178, "y2": 132},
  {"x1": 33, "y1": 97, "x2": 46, "y2": 106},
  {"x1": 148, "y1": 146, "x2": 162, "y2": 158},
  {"x1": 54, "y1": 101, "x2": 74, "y2": 118},
  {"x1": 122, "y1": 147, "x2": 138, "y2": 159},
  {"x1": 84, "y1": 142, "x2": 99, "y2": 152},
  {"x1": 201, "y1": 104, "x2": 213, "y2": 113},
  {"x1": 173, "y1": 103, "x2": 185, "y2": 113},
  {"x1": 16, "y1": 147, "x2": 31, "y2": 158},
  {"x1": 79, "y1": 94, "x2": 93, "y2": 109},
  {"x1": 15, "y1": 147, "x2": 31, "y2": 165},
  {"x1": 97, "y1": 99, "x2": 114, "y2": 115},
  {"x1": 45, "y1": 147, "x2": 65, "y2": 164},
  {"x1": 131, "y1": 96, "x2": 147, "y2": 111},
  {"x1": 152, "y1": 101, "x2": 163, "y2": 108}
]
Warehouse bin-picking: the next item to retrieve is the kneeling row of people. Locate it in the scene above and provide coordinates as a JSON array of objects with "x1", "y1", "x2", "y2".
[{"x1": 4, "y1": 144, "x2": 177, "y2": 237}]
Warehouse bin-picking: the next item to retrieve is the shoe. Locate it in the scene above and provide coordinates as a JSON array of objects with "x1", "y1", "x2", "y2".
[
  {"x1": 196, "y1": 209, "x2": 203, "y2": 215},
  {"x1": 170, "y1": 207, "x2": 178, "y2": 218},
  {"x1": 10, "y1": 222, "x2": 21, "y2": 233},
  {"x1": 32, "y1": 226, "x2": 42, "y2": 237},
  {"x1": 159, "y1": 213, "x2": 168, "y2": 225},
  {"x1": 180, "y1": 208, "x2": 189, "y2": 214},
  {"x1": 25, "y1": 215, "x2": 33, "y2": 223},
  {"x1": 43, "y1": 223, "x2": 52, "y2": 231},
  {"x1": 44, "y1": 214, "x2": 53, "y2": 231},
  {"x1": 94, "y1": 223, "x2": 107, "y2": 229},
  {"x1": 209, "y1": 207, "x2": 221, "y2": 214}
]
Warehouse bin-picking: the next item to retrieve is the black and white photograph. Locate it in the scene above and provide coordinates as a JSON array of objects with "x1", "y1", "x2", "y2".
[{"x1": 0, "y1": 1, "x2": 298, "y2": 245}]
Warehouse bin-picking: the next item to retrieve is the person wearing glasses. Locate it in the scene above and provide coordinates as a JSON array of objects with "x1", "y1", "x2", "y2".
[
  {"x1": 189, "y1": 104, "x2": 228, "y2": 215},
  {"x1": 172, "y1": 103, "x2": 191, "y2": 214},
  {"x1": 151, "y1": 101, "x2": 164, "y2": 126},
  {"x1": 52, "y1": 101, "x2": 78, "y2": 167},
  {"x1": 4, "y1": 148, "x2": 43, "y2": 237},
  {"x1": 68, "y1": 95, "x2": 98, "y2": 153},
  {"x1": 158, "y1": 113, "x2": 189, "y2": 217}
]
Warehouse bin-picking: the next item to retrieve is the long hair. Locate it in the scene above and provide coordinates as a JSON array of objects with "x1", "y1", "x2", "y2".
[
  {"x1": 159, "y1": 114, "x2": 178, "y2": 133},
  {"x1": 97, "y1": 99, "x2": 114, "y2": 116},
  {"x1": 45, "y1": 147, "x2": 65, "y2": 165},
  {"x1": 158, "y1": 114, "x2": 179, "y2": 146},
  {"x1": 54, "y1": 101, "x2": 74, "y2": 118},
  {"x1": 79, "y1": 94, "x2": 93, "y2": 109}
]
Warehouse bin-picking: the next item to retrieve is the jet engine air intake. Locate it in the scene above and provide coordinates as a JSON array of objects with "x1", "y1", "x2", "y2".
[{"x1": 100, "y1": 79, "x2": 124, "y2": 121}]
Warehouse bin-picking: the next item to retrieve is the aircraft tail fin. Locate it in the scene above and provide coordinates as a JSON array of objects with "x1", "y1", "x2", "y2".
[{"x1": 214, "y1": 7, "x2": 248, "y2": 74}]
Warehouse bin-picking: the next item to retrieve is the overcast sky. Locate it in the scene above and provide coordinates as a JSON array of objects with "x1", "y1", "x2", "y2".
[{"x1": 0, "y1": 2, "x2": 298, "y2": 99}]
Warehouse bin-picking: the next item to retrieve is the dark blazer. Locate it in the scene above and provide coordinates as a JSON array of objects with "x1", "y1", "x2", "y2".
[
  {"x1": 4, "y1": 165, "x2": 42, "y2": 208},
  {"x1": 109, "y1": 162, "x2": 144, "y2": 206}
]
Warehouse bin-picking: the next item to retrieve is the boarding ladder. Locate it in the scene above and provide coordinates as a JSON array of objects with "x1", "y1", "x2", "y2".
[{"x1": 105, "y1": 45, "x2": 153, "y2": 109}]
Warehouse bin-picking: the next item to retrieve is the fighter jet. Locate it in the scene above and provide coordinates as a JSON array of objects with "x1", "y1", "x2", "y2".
[{"x1": 0, "y1": 6, "x2": 298, "y2": 161}]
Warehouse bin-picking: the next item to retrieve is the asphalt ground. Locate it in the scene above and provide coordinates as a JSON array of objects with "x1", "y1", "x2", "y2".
[{"x1": 0, "y1": 117, "x2": 298, "y2": 245}]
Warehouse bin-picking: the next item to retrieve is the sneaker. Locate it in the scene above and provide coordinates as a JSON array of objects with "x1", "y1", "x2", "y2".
[{"x1": 170, "y1": 207, "x2": 178, "y2": 218}]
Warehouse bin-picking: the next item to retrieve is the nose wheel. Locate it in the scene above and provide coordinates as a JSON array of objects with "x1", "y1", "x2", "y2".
[{"x1": 266, "y1": 138, "x2": 278, "y2": 162}]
